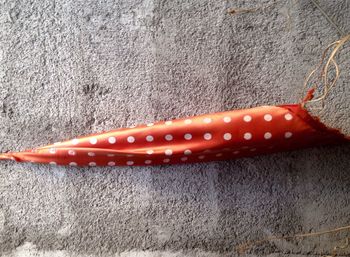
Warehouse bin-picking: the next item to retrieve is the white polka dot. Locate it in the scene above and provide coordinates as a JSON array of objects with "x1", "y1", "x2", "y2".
[
  {"x1": 165, "y1": 121, "x2": 173, "y2": 125},
  {"x1": 198, "y1": 155, "x2": 205, "y2": 159},
  {"x1": 203, "y1": 149, "x2": 211, "y2": 153},
  {"x1": 264, "y1": 114, "x2": 272, "y2": 122},
  {"x1": 244, "y1": 133, "x2": 252, "y2": 140},
  {"x1": 285, "y1": 132, "x2": 293, "y2": 138},
  {"x1": 242, "y1": 146, "x2": 250, "y2": 150},
  {"x1": 223, "y1": 116, "x2": 231, "y2": 123},
  {"x1": 216, "y1": 153, "x2": 223, "y2": 157},
  {"x1": 147, "y1": 150, "x2": 154, "y2": 155},
  {"x1": 165, "y1": 134, "x2": 173, "y2": 141},
  {"x1": 108, "y1": 136, "x2": 116, "y2": 144},
  {"x1": 49, "y1": 161, "x2": 57, "y2": 165},
  {"x1": 126, "y1": 154, "x2": 134, "y2": 157},
  {"x1": 89, "y1": 162, "x2": 96, "y2": 166},
  {"x1": 108, "y1": 161, "x2": 116, "y2": 166},
  {"x1": 184, "y1": 149, "x2": 192, "y2": 155},
  {"x1": 49, "y1": 148, "x2": 56, "y2": 154},
  {"x1": 145, "y1": 160, "x2": 152, "y2": 164},
  {"x1": 233, "y1": 151, "x2": 240, "y2": 154},
  {"x1": 223, "y1": 133, "x2": 232, "y2": 141},
  {"x1": 107, "y1": 153, "x2": 115, "y2": 157},
  {"x1": 127, "y1": 136, "x2": 135, "y2": 143},
  {"x1": 163, "y1": 158, "x2": 170, "y2": 163},
  {"x1": 203, "y1": 117, "x2": 212, "y2": 124},
  {"x1": 69, "y1": 162, "x2": 77, "y2": 166},
  {"x1": 88, "y1": 152, "x2": 96, "y2": 157},
  {"x1": 72, "y1": 139, "x2": 79, "y2": 145},
  {"x1": 146, "y1": 135, "x2": 154, "y2": 142},
  {"x1": 68, "y1": 149, "x2": 76, "y2": 156},
  {"x1": 184, "y1": 133, "x2": 192, "y2": 140},
  {"x1": 147, "y1": 123, "x2": 154, "y2": 127},
  {"x1": 126, "y1": 161, "x2": 134, "y2": 166},
  {"x1": 285, "y1": 113, "x2": 293, "y2": 120},
  {"x1": 181, "y1": 157, "x2": 188, "y2": 161},
  {"x1": 204, "y1": 133, "x2": 212, "y2": 140},
  {"x1": 264, "y1": 132, "x2": 272, "y2": 139},
  {"x1": 250, "y1": 148, "x2": 256, "y2": 152},
  {"x1": 243, "y1": 115, "x2": 252, "y2": 122},
  {"x1": 165, "y1": 149, "x2": 173, "y2": 156},
  {"x1": 89, "y1": 138, "x2": 97, "y2": 145},
  {"x1": 184, "y1": 119, "x2": 192, "y2": 124}
]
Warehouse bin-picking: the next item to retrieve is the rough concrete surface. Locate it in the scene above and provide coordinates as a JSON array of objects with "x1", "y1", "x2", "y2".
[{"x1": 0, "y1": 0, "x2": 349, "y2": 256}]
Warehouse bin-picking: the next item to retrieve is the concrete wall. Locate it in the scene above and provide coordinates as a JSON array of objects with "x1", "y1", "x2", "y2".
[{"x1": 0, "y1": 0, "x2": 349, "y2": 256}]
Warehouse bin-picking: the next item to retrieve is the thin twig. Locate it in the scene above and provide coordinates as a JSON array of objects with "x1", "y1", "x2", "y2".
[
  {"x1": 227, "y1": 1, "x2": 276, "y2": 15},
  {"x1": 310, "y1": 0, "x2": 345, "y2": 36},
  {"x1": 227, "y1": 8, "x2": 258, "y2": 15},
  {"x1": 301, "y1": 34, "x2": 350, "y2": 107},
  {"x1": 236, "y1": 224, "x2": 350, "y2": 254}
]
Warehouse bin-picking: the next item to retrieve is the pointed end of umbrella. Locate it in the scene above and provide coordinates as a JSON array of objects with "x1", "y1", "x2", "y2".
[{"x1": 0, "y1": 152, "x2": 17, "y2": 161}]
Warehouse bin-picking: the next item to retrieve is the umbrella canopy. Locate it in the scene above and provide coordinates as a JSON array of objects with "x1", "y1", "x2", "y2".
[
  {"x1": 0, "y1": 98, "x2": 348, "y2": 166},
  {"x1": 1, "y1": 35, "x2": 349, "y2": 167}
]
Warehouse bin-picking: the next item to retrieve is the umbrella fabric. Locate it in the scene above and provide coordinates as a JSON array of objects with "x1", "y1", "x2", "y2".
[{"x1": 0, "y1": 98, "x2": 348, "y2": 167}]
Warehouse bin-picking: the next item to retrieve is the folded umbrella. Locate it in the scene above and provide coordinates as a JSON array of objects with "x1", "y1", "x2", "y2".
[
  {"x1": 0, "y1": 89, "x2": 348, "y2": 167},
  {"x1": 0, "y1": 36, "x2": 349, "y2": 167}
]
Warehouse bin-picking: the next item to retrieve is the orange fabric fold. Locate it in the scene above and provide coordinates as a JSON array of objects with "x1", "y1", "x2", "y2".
[{"x1": 0, "y1": 103, "x2": 348, "y2": 167}]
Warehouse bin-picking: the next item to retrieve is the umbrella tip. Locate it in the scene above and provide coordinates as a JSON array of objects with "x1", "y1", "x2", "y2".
[{"x1": 0, "y1": 153, "x2": 16, "y2": 161}]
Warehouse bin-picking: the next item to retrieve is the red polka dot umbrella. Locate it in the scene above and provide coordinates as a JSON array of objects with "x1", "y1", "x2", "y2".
[
  {"x1": 0, "y1": 89, "x2": 348, "y2": 167},
  {"x1": 0, "y1": 36, "x2": 349, "y2": 167}
]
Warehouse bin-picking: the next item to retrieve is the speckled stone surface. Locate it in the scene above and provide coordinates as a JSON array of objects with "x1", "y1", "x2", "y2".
[{"x1": 0, "y1": 0, "x2": 349, "y2": 256}]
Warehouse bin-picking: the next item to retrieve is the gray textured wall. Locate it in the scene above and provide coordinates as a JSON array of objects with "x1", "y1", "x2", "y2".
[{"x1": 0, "y1": 0, "x2": 349, "y2": 256}]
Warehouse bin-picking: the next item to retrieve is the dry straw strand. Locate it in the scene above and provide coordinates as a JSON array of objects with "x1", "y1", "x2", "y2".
[
  {"x1": 302, "y1": 34, "x2": 350, "y2": 108},
  {"x1": 310, "y1": 0, "x2": 345, "y2": 37},
  {"x1": 236, "y1": 224, "x2": 350, "y2": 254},
  {"x1": 227, "y1": 1, "x2": 276, "y2": 15}
]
